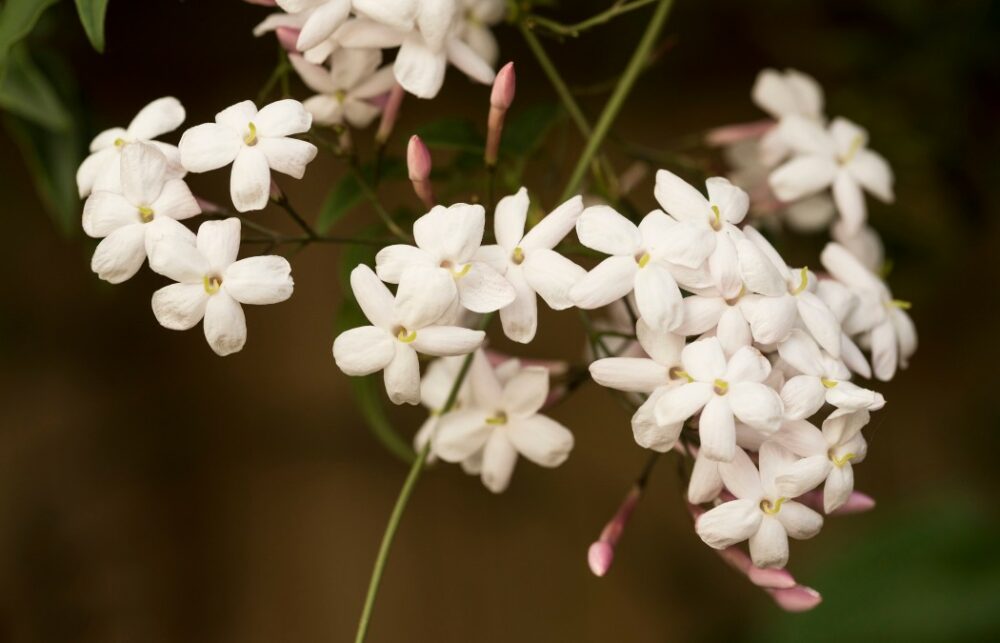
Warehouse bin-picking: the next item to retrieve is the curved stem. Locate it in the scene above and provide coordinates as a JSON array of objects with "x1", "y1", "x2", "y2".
[
  {"x1": 560, "y1": 0, "x2": 674, "y2": 202},
  {"x1": 528, "y1": 0, "x2": 659, "y2": 37}
]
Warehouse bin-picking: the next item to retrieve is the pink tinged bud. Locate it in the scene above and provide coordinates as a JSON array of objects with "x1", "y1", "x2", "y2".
[
  {"x1": 588, "y1": 486, "x2": 642, "y2": 578},
  {"x1": 407, "y1": 136, "x2": 435, "y2": 209},
  {"x1": 748, "y1": 566, "x2": 797, "y2": 590},
  {"x1": 244, "y1": 0, "x2": 278, "y2": 6},
  {"x1": 195, "y1": 197, "x2": 225, "y2": 215},
  {"x1": 485, "y1": 62, "x2": 515, "y2": 167},
  {"x1": 704, "y1": 119, "x2": 775, "y2": 147},
  {"x1": 375, "y1": 84, "x2": 406, "y2": 145},
  {"x1": 767, "y1": 585, "x2": 823, "y2": 612},
  {"x1": 835, "y1": 491, "x2": 876, "y2": 514},
  {"x1": 269, "y1": 179, "x2": 284, "y2": 202},
  {"x1": 275, "y1": 27, "x2": 301, "y2": 52}
]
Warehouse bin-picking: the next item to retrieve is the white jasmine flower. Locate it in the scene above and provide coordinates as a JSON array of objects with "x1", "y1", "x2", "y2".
[
  {"x1": 290, "y1": 49, "x2": 396, "y2": 128},
  {"x1": 813, "y1": 278, "x2": 872, "y2": 379},
  {"x1": 458, "y1": 0, "x2": 504, "y2": 67},
  {"x1": 589, "y1": 320, "x2": 686, "y2": 452},
  {"x1": 414, "y1": 355, "x2": 470, "y2": 461},
  {"x1": 336, "y1": 9, "x2": 495, "y2": 99},
  {"x1": 772, "y1": 409, "x2": 871, "y2": 513},
  {"x1": 146, "y1": 218, "x2": 294, "y2": 356},
  {"x1": 332, "y1": 264, "x2": 486, "y2": 404},
  {"x1": 475, "y1": 189, "x2": 585, "y2": 343},
  {"x1": 696, "y1": 442, "x2": 824, "y2": 568},
  {"x1": 654, "y1": 337, "x2": 783, "y2": 462},
  {"x1": 77, "y1": 96, "x2": 186, "y2": 198},
  {"x1": 433, "y1": 353, "x2": 574, "y2": 493},
  {"x1": 737, "y1": 226, "x2": 842, "y2": 357},
  {"x1": 820, "y1": 243, "x2": 916, "y2": 381},
  {"x1": 769, "y1": 116, "x2": 894, "y2": 233},
  {"x1": 179, "y1": 99, "x2": 318, "y2": 213},
  {"x1": 751, "y1": 68, "x2": 825, "y2": 167},
  {"x1": 571, "y1": 207, "x2": 692, "y2": 332},
  {"x1": 653, "y1": 171, "x2": 749, "y2": 299},
  {"x1": 375, "y1": 203, "x2": 516, "y2": 322},
  {"x1": 777, "y1": 330, "x2": 885, "y2": 420},
  {"x1": 82, "y1": 143, "x2": 201, "y2": 284},
  {"x1": 831, "y1": 220, "x2": 884, "y2": 273},
  {"x1": 673, "y1": 293, "x2": 753, "y2": 357},
  {"x1": 276, "y1": 0, "x2": 351, "y2": 51}
]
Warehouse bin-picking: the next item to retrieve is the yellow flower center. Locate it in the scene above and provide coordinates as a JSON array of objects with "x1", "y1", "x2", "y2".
[
  {"x1": 511, "y1": 247, "x2": 525, "y2": 265},
  {"x1": 396, "y1": 328, "x2": 417, "y2": 343},
  {"x1": 138, "y1": 205, "x2": 154, "y2": 223},
  {"x1": 790, "y1": 266, "x2": 809, "y2": 295},
  {"x1": 203, "y1": 275, "x2": 222, "y2": 295},
  {"x1": 821, "y1": 377, "x2": 839, "y2": 389},
  {"x1": 830, "y1": 452, "x2": 856, "y2": 468},
  {"x1": 636, "y1": 251, "x2": 651, "y2": 268},
  {"x1": 669, "y1": 367, "x2": 693, "y2": 383},
  {"x1": 710, "y1": 205, "x2": 723, "y2": 230},
  {"x1": 713, "y1": 378, "x2": 729, "y2": 395},
  {"x1": 334, "y1": 89, "x2": 347, "y2": 103},
  {"x1": 889, "y1": 299, "x2": 912, "y2": 310},
  {"x1": 840, "y1": 134, "x2": 865, "y2": 165},
  {"x1": 244, "y1": 122, "x2": 258, "y2": 146},
  {"x1": 760, "y1": 498, "x2": 787, "y2": 515},
  {"x1": 485, "y1": 411, "x2": 508, "y2": 426},
  {"x1": 441, "y1": 260, "x2": 472, "y2": 279},
  {"x1": 114, "y1": 137, "x2": 126, "y2": 148}
]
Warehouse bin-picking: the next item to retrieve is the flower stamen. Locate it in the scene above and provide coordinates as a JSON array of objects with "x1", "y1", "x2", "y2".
[
  {"x1": 511, "y1": 247, "x2": 525, "y2": 265},
  {"x1": 821, "y1": 377, "x2": 838, "y2": 389},
  {"x1": 636, "y1": 251, "x2": 651, "y2": 268},
  {"x1": 203, "y1": 275, "x2": 222, "y2": 295},
  {"x1": 890, "y1": 299, "x2": 912, "y2": 310},
  {"x1": 114, "y1": 137, "x2": 126, "y2": 148},
  {"x1": 830, "y1": 452, "x2": 856, "y2": 468},
  {"x1": 138, "y1": 205, "x2": 154, "y2": 223},
  {"x1": 244, "y1": 122, "x2": 258, "y2": 146},
  {"x1": 791, "y1": 266, "x2": 809, "y2": 295},
  {"x1": 760, "y1": 498, "x2": 786, "y2": 515},
  {"x1": 841, "y1": 134, "x2": 864, "y2": 164},
  {"x1": 485, "y1": 411, "x2": 508, "y2": 426},
  {"x1": 669, "y1": 367, "x2": 693, "y2": 383},
  {"x1": 396, "y1": 328, "x2": 417, "y2": 343},
  {"x1": 710, "y1": 205, "x2": 722, "y2": 230},
  {"x1": 713, "y1": 378, "x2": 729, "y2": 395}
]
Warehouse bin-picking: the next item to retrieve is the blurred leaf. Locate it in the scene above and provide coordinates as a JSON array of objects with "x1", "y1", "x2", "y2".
[
  {"x1": 500, "y1": 102, "x2": 561, "y2": 157},
  {"x1": 4, "y1": 111, "x2": 83, "y2": 235},
  {"x1": 0, "y1": 0, "x2": 59, "y2": 72},
  {"x1": 0, "y1": 44, "x2": 71, "y2": 130},
  {"x1": 74, "y1": 0, "x2": 109, "y2": 52},
  {"x1": 316, "y1": 158, "x2": 404, "y2": 234},
  {"x1": 415, "y1": 117, "x2": 484, "y2": 153},
  {"x1": 334, "y1": 235, "x2": 415, "y2": 464}
]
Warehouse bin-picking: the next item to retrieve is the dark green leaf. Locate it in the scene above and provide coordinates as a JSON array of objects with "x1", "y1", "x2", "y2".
[
  {"x1": 0, "y1": 44, "x2": 72, "y2": 130},
  {"x1": 74, "y1": 0, "x2": 110, "y2": 53},
  {"x1": 415, "y1": 117, "x2": 484, "y2": 153},
  {"x1": 499, "y1": 102, "x2": 561, "y2": 157},
  {"x1": 0, "y1": 0, "x2": 60, "y2": 72}
]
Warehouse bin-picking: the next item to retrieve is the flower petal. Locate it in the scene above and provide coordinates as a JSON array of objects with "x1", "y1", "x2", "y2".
[
  {"x1": 413, "y1": 203, "x2": 485, "y2": 262},
  {"x1": 332, "y1": 325, "x2": 395, "y2": 375},
  {"x1": 631, "y1": 388, "x2": 682, "y2": 452},
  {"x1": 203, "y1": 290, "x2": 247, "y2": 356},
  {"x1": 296, "y1": 0, "x2": 351, "y2": 51},
  {"x1": 774, "y1": 454, "x2": 830, "y2": 499},
  {"x1": 700, "y1": 394, "x2": 737, "y2": 462},
  {"x1": 740, "y1": 294, "x2": 797, "y2": 345},
  {"x1": 569, "y1": 255, "x2": 637, "y2": 309},
  {"x1": 120, "y1": 142, "x2": 168, "y2": 207},
  {"x1": 506, "y1": 415, "x2": 574, "y2": 467},
  {"x1": 673, "y1": 296, "x2": 726, "y2": 336},
  {"x1": 688, "y1": 452, "x2": 724, "y2": 504},
  {"x1": 82, "y1": 191, "x2": 139, "y2": 238},
  {"x1": 152, "y1": 179, "x2": 201, "y2": 221},
  {"x1": 696, "y1": 498, "x2": 763, "y2": 549},
  {"x1": 480, "y1": 430, "x2": 518, "y2": 493},
  {"x1": 729, "y1": 382, "x2": 783, "y2": 432},
  {"x1": 179, "y1": 123, "x2": 241, "y2": 173},
  {"x1": 738, "y1": 238, "x2": 787, "y2": 296},
  {"x1": 708, "y1": 231, "x2": 742, "y2": 299},
  {"x1": 394, "y1": 34, "x2": 447, "y2": 99},
  {"x1": 499, "y1": 266, "x2": 537, "y2": 344},
  {"x1": 589, "y1": 358, "x2": 666, "y2": 394},
  {"x1": 433, "y1": 409, "x2": 491, "y2": 461},
  {"x1": 520, "y1": 195, "x2": 584, "y2": 252},
  {"x1": 749, "y1": 515, "x2": 789, "y2": 568},
  {"x1": 832, "y1": 170, "x2": 866, "y2": 234},
  {"x1": 823, "y1": 464, "x2": 854, "y2": 513},
  {"x1": 719, "y1": 447, "x2": 764, "y2": 499},
  {"x1": 681, "y1": 337, "x2": 728, "y2": 382},
  {"x1": 409, "y1": 325, "x2": 485, "y2": 356},
  {"x1": 635, "y1": 318, "x2": 684, "y2": 367},
  {"x1": 654, "y1": 169, "x2": 710, "y2": 224},
  {"x1": 493, "y1": 187, "x2": 528, "y2": 251},
  {"x1": 456, "y1": 262, "x2": 515, "y2": 313},
  {"x1": 90, "y1": 223, "x2": 147, "y2": 283},
  {"x1": 349, "y1": 264, "x2": 395, "y2": 329},
  {"x1": 223, "y1": 256, "x2": 294, "y2": 305},
  {"x1": 796, "y1": 291, "x2": 842, "y2": 358},
  {"x1": 706, "y1": 177, "x2": 749, "y2": 225},
  {"x1": 779, "y1": 375, "x2": 826, "y2": 420},
  {"x1": 127, "y1": 96, "x2": 186, "y2": 141},
  {"x1": 384, "y1": 343, "x2": 420, "y2": 404},
  {"x1": 445, "y1": 37, "x2": 496, "y2": 85},
  {"x1": 501, "y1": 366, "x2": 549, "y2": 419},
  {"x1": 522, "y1": 249, "x2": 585, "y2": 311},
  {"x1": 653, "y1": 381, "x2": 713, "y2": 426},
  {"x1": 776, "y1": 501, "x2": 823, "y2": 539},
  {"x1": 575, "y1": 205, "x2": 641, "y2": 256},
  {"x1": 769, "y1": 155, "x2": 838, "y2": 202},
  {"x1": 726, "y1": 346, "x2": 771, "y2": 383},
  {"x1": 848, "y1": 149, "x2": 894, "y2": 203},
  {"x1": 230, "y1": 147, "x2": 272, "y2": 212},
  {"x1": 152, "y1": 282, "x2": 208, "y2": 330},
  {"x1": 634, "y1": 262, "x2": 683, "y2": 332},
  {"x1": 258, "y1": 137, "x2": 318, "y2": 179}
]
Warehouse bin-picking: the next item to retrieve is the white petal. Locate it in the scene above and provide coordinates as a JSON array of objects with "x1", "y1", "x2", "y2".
[
  {"x1": 520, "y1": 195, "x2": 584, "y2": 252},
  {"x1": 258, "y1": 137, "x2": 318, "y2": 179},
  {"x1": 653, "y1": 381, "x2": 713, "y2": 426},
  {"x1": 681, "y1": 337, "x2": 728, "y2": 382},
  {"x1": 822, "y1": 407, "x2": 870, "y2": 446},
  {"x1": 230, "y1": 147, "x2": 272, "y2": 212},
  {"x1": 409, "y1": 326, "x2": 485, "y2": 356},
  {"x1": 725, "y1": 346, "x2": 771, "y2": 383},
  {"x1": 823, "y1": 464, "x2": 854, "y2": 513},
  {"x1": 635, "y1": 318, "x2": 685, "y2": 367},
  {"x1": 848, "y1": 149, "x2": 894, "y2": 202},
  {"x1": 179, "y1": 123, "x2": 241, "y2": 173},
  {"x1": 417, "y1": 0, "x2": 456, "y2": 51},
  {"x1": 634, "y1": 262, "x2": 683, "y2": 332},
  {"x1": 688, "y1": 453, "x2": 724, "y2": 504},
  {"x1": 351, "y1": 65, "x2": 397, "y2": 99},
  {"x1": 773, "y1": 419, "x2": 827, "y2": 456},
  {"x1": 522, "y1": 249, "x2": 585, "y2": 310},
  {"x1": 769, "y1": 155, "x2": 838, "y2": 202},
  {"x1": 433, "y1": 410, "x2": 491, "y2": 461},
  {"x1": 832, "y1": 170, "x2": 866, "y2": 234},
  {"x1": 215, "y1": 100, "x2": 259, "y2": 132},
  {"x1": 456, "y1": 262, "x2": 515, "y2": 313},
  {"x1": 826, "y1": 380, "x2": 884, "y2": 411},
  {"x1": 631, "y1": 389, "x2": 682, "y2": 452},
  {"x1": 706, "y1": 177, "x2": 749, "y2": 225},
  {"x1": 147, "y1": 235, "x2": 208, "y2": 284},
  {"x1": 740, "y1": 294, "x2": 797, "y2": 345},
  {"x1": 749, "y1": 515, "x2": 789, "y2": 568},
  {"x1": 296, "y1": 0, "x2": 351, "y2": 51},
  {"x1": 773, "y1": 455, "x2": 830, "y2": 498},
  {"x1": 151, "y1": 282, "x2": 209, "y2": 330},
  {"x1": 654, "y1": 169, "x2": 710, "y2": 224},
  {"x1": 501, "y1": 367, "x2": 549, "y2": 419},
  {"x1": 350, "y1": 264, "x2": 395, "y2": 329},
  {"x1": 493, "y1": 188, "x2": 528, "y2": 251},
  {"x1": 696, "y1": 499, "x2": 763, "y2": 549},
  {"x1": 779, "y1": 375, "x2": 826, "y2": 420},
  {"x1": 776, "y1": 501, "x2": 823, "y2": 539},
  {"x1": 777, "y1": 329, "x2": 825, "y2": 375},
  {"x1": 375, "y1": 244, "x2": 434, "y2": 283},
  {"x1": 223, "y1": 256, "x2": 293, "y2": 305},
  {"x1": 290, "y1": 54, "x2": 338, "y2": 94},
  {"x1": 777, "y1": 114, "x2": 836, "y2": 156},
  {"x1": 203, "y1": 291, "x2": 247, "y2": 356},
  {"x1": 752, "y1": 69, "x2": 806, "y2": 119},
  {"x1": 738, "y1": 238, "x2": 787, "y2": 296},
  {"x1": 719, "y1": 447, "x2": 764, "y2": 499},
  {"x1": 120, "y1": 142, "x2": 168, "y2": 207},
  {"x1": 654, "y1": 218, "x2": 715, "y2": 269},
  {"x1": 394, "y1": 34, "x2": 446, "y2": 99},
  {"x1": 90, "y1": 223, "x2": 147, "y2": 283},
  {"x1": 82, "y1": 191, "x2": 139, "y2": 238},
  {"x1": 151, "y1": 179, "x2": 201, "y2": 221},
  {"x1": 717, "y1": 306, "x2": 753, "y2": 357},
  {"x1": 891, "y1": 308, "x2": 917, "y2": 369},
  {"x1": 708, "y1": 232, "x2": 742, "y2": 299},
  {"x1": 334, "y1": 17, "x2": 408, "y2": 48},
  {"x1": 499, "y1": 266, "x2": 537, "y2": 344},
  {"x1": 729, "y1": 382, "x2": 783, "y2": 432},
  {"x1": 445, "y1": 37, "x2": 496, "y2": 85},
  {"x1": 395, "y1": 265, "x2": 457, "y2": 329},
  {"x1": 506, "y1": 415, "x2": 574, "y2": 467},
  {"x1": 89, "y1": 127, "x2": 127, "y2": 152},
  {"x1": 413, "y1": 203, "x2": 485, "y2": 262},
  {"x1": 796, "y1": 291, "x2": 842, "y2": 358},
  {"x1": 575, "y1": 205, "x2": 641, "y2": 256},
  {"x1": 700, "y1": 394, "x2": 736, "y2": 462},
  {"x1": 127, "y1": 96, "x2": 185, "y2": 141},
  {"x1": 384, "y1": 343, "x2": 420, "y2": 404},
  {"x1": 569, "y1": 256, "x2": 637, "y2": 309},
  {"x1": 332, "y1": 325, "x2": 395, "y2": 375},
  {"x1": 351, "y1": 0, "x2": 417, "y2": 30},
  {"x1": 480, "y1": 430, "x2": 518, "y2": 493},
  {"x1": 76, "y1": 147, "x2": 117, "y2": 198},
  {"x1": 589, "y1": 358, "x2": 666, "y2": 394},
  {"x1": 673, "y1": 296, "x2": 726, "y2": 336}
]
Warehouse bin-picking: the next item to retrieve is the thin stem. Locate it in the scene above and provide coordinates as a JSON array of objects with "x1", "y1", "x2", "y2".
[
  {"x1": 354, "y1": 315, "x2": 492, "y2": 643},
  {"x1": 241, "y1": 235, "x2": 388, "y2": 246},
  {"x1": 273, "y1": 195, "x2": 318, "y2": 240},
  {"x1": 560, "y1": 0, "x2": 674, "y2": 202},
  {"x1": 528, "y1": 0, "x2": 659, "y2": 37},
  {"x1": 346, "y1": 160, "x2": 413, "y2": 242}
]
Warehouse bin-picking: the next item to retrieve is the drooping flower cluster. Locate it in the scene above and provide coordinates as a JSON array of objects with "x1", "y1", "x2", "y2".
[
  {"x1": 251, "y1": 0, "x2": 502, "y2": 102},
  {"x1": 78, "y1": 97, "x2": 316, "y2": 353}
]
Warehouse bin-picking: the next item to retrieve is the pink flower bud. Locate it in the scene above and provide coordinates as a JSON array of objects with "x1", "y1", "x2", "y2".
[
  {"x1": 767, "y1": 585, "x2": 823, "y2": 612},
  {"x1": 243, "y1": 0, "x2": 278, "y2": 5},
  {"x1": 195, "y1": 197, "x2": 225, "y2": 215},
  {"x1": 587, "y1": 541, "x2": 614, "y2": 577},
  {"x1": 587, "y1": 486, "x2": 642, "y2": 578},
  {"x1": 407, "y1": 135, "x2": 434, "y2": 209},
  {"x1": 704, "y1": 119, "x2": 775, "y2": 146},
  {"x1": 375, "y1": 84, "x2": 406, "y2": 145},
  {"x1": 275, "y1": 27, "x2": 301, "y2": 53},
  {"x1": 269, "y1": 179, "x2": 284, "y2": 202},
  {"x1": 833, "y1": 491, "x2": 876, "y2": 514},
  {"x1": 485, "y1": 62, "x2": 515, "y2": 167},
  {"x1": 748, "y1": 566, "x2": 797, "y2": 590}
]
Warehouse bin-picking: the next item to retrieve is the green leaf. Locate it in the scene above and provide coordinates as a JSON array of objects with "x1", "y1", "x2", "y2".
[
  {"x1": 500, "y1": 102, "x2": 562, "y2": 157},
  {"x1": 315, "y1": 158, "x2": 404, "y2": 234},
  {"x1": 415, "y1": 117, "x2": 484, "y2": 153},
  {"x1": 74, "y1": 0, "x2": 110, "y2": 53},
  {"x1": 0, "y1": 0, "x2": 60, "y2": 71},
  {"x1": 0, "y1": 44, "x2": 72, "y2": 130}
]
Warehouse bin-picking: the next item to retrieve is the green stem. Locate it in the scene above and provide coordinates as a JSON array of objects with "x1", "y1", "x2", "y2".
[
  {"x1": 347, "y1": 160, "x2": 413, "y2": 242},
  {"x1": 353, "y1": 315, "x2": 491, "y2": 643},
  {"x1": 559, "y1": 0, "x2": 674, "y2": 202},
  {"x1": 528, "y1": 0, "x2": 659, "y2": 37}
]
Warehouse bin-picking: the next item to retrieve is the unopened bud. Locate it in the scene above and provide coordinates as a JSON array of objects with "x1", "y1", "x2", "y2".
[
  {"x1": 767, "y1": 585, "x2": 823, "y2": 612},
  {"x1": 376, "y1": 84, "x2": 406, "y2": 145},
  {"x1": 485, "y1": 62, "x2": 515, "y2": 167},
  {"x1": 275, "y1": 27, "x2": 301, "y2": 53},
  {"x1": 407, "y1": 135, "x2": 434, "y2": 209},
  {"x1": 244, "y1": 0, "x2": 278, "y2": 5},
  {"x1": 269, "y1": 179, "x2": 284, "y2": 202},
  {"x1": 587, "y1": 485, "x2": 641, "y2": 578},
  {"x1": 587, "y1": 541, "x2": 614, "y2": 577},
  {"x1": 195, "y1": 197, "x2": 225, "y2": 215}
]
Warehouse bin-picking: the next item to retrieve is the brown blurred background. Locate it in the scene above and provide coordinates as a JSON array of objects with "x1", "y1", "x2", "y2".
[{"x1": 1, "y1": 1, "x2": 999, "y2": 641}]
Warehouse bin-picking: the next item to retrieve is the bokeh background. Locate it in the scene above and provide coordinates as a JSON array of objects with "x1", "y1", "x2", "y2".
[{"x1": 2, "y1": 1, "x2": 999, "y2": 641}]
